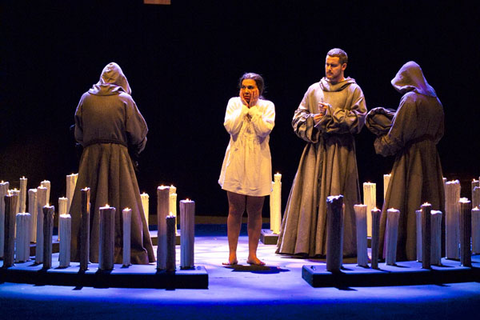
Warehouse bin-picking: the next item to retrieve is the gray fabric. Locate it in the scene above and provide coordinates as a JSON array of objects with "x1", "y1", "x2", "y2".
[
  {"x1": 366, "y1": 107, "x2": 395, "y2": 136},
  {"x1": 376, "y1": 61, "x2": 445, "y2": 261},
  {"x1": 70, "y1": 63, "x2": 154, "y2": 264},
  {"x1": 277, "y1": 77, "x2": 367, "y2": 257}
]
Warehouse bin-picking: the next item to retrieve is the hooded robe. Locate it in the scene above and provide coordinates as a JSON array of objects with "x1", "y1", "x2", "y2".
[
  {"x1": 70, "y1": 62, "x2": 155, "y2": 264},
  {"x1": 277, "y1": 77, "x2": 367, "y2": 257},
  {"x1": 375, "y1": 61, "x2": 445, "y2": 261}
]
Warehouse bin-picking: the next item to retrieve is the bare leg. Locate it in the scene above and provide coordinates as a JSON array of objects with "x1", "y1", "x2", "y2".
[
  {"x1": 223, "y1": 191, "x2": 246, "y2": 265},
  {"x1": 246, "y1": 195, "x2": 265, "y2": 265}
]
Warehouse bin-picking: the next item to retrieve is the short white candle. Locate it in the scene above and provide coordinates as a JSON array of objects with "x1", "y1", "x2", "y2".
[
  {"x1": 99, "y1": 205, "x2": 116, "y2": 270},
  {"x1": 354, "y1": 204, "x2": 368, "y2": 267},
  {"x1": 28, "y1": 189, "x2": 37, "y2": 243},
  {"x1": 59, "y1": 213, "x2": 71, "y2": 268},
  {"x1": 385, "y1": 208, "x2": 400, "y2": 266},
  {"x1": 19, "y1": 176, "x2": 27, "y2": 213},
  {"x1": 40, "y1": 180, "x2": 51, "y2": 205},
  {"x1": 57, "y1": 197, "x2": 68, "y2": 241},
  {"x1": 445, "y1": 180, "x2": 461, "y2": 259}
]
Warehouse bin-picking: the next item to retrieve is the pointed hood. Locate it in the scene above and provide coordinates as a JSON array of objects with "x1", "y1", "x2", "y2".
[
  {"x1": 391, "y1": 61, "x2": 436, "y2": 97},
  {"x1": 88, "y1": 62, "x2": 132, "y2": 96}
]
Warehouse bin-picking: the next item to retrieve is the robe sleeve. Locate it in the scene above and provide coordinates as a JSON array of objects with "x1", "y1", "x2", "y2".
[
  {"x1": 74, "y1": 95, "x2": 85, "y2": 146},
  {"x1": 248, "y1": 101, "x2": 275, "y2": 138},
  {"x1": 125, "y1": 96, "x2": 148, "y2": 155},
  {"x1": 374, "y1": 93, "x2": 418, "y2": 157},
  {"x1": 315, "y1": 86, "x2": 367, "y2": 135},
  {"x1": 224, "y1": 98, "x2": 248, "y2": 137},
  {"x1": 292, "y1": 90, "x2": 320, "y2": 143}
]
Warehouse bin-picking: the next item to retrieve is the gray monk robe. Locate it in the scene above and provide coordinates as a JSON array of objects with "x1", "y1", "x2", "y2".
[
  {"x1": 70, "y1": 63, "x2": 155, "y2": 264},
  {"x1": 277, "y1": 77, "x2": 367, "y2": 257},
  {"x1": 375, "y1": 61, "x2": 445, "y2": 261}
]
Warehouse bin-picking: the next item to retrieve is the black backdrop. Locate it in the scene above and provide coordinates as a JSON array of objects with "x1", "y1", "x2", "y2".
[{"x1": 1, "y1": 1, "x2": 479, "y2": 217}]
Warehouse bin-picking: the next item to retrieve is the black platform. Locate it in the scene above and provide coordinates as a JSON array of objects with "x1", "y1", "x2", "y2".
[
  {"x1": 0, "y1": 260, "x2": 208, "y2": 289},
  {"x1": 302, "y1": 258, "x2": 480, "y2": 287}
]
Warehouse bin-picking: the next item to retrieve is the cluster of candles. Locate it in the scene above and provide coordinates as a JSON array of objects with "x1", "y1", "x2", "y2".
[
  {"x1": 357, "y1": 176, "x2": 480, "y2": 270},
  {"x1": 0, "y1": 176, "x2": 196, "y2": 273}
]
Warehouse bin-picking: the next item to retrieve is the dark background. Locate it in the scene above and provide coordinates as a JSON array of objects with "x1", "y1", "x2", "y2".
[{"x1": 1, "y1": 1, "x2": 479, "y2": 218}]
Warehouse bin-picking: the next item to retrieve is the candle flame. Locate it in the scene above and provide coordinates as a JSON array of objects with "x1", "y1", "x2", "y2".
[{"x1": 105, "y1": 204, "x2": 110, "y2": 208}]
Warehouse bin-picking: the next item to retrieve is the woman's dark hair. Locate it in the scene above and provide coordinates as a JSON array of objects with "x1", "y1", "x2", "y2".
[{"x1": 238, "y1": 72, "x2": 265, "y2": 97}]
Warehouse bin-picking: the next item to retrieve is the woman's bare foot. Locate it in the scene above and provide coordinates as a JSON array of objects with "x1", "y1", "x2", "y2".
[{"x1": 246, "y1": 256, "x2": 265, "y2": 266}]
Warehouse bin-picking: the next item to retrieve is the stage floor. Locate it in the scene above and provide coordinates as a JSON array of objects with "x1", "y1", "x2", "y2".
[{"x1": 1, "y1": 224, "x2": 480, "y2": 319}]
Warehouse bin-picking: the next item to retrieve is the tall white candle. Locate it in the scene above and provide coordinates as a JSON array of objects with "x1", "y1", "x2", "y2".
[
  {"x1": 80, "y1": 187, "x2": 91, "y2": 271},
  {"x1": 28, "y1": 189, "x2": 37, "y2": 243},
  {"x1": 15, "y1": 212, "x2": 31, "y2": 262},
  {"x1": 363, "y1": 182, "x2": 376, "y2": 237},
  {"x1": 353, "y1": 204, "x2": 368, "y2": 267},
  {"x1": 10, "y1": 188, "x2": 20, "y2": 216},
  {"x1": 180, "y1": 199, "x2": 195, "y2": 269},
  {"x1": 431, "y1": 210, "x2": 443, "y2": 266},
  {"x1": 35, "y1": 186, "x2": 48, "y2": 264},
  {"x1": 59, "y1": 213, "x2": 71, "y2": 268},
  {"x1": 42, "y1": 205, "x2": 55, "y2": 269},
  {"x1": 421, "y1": 203, "x2": 432, "y2": 269},
  {"x1": 371, "y1": 207, "x2": 382, "y2": 269},
  {"x1": 40, "y1": 180, "x2": 51, "y2": 205},
  {"x1": 385, "y1": 208, "x2": 400, "y2": 266},
  {"x1": 383, "y1": 174, "x2": 391, "y2": 199},
  {"x1": 99, "y1": 205, "x2": 115, "y2": 271},
  {"x1": 472, "y1": 180, "x2": 479, "y2": 208},
  {"x1": 0, "y1": 181, "x2": 10, "y2": 258},
  {"x1": 19, "y1": 176, "x2": 27, "y2": 213},
  {"x1": 157, "y1": 186, "x2": 170, "y2": 270},
  {"x1": 472, "y1": 206, "x2": 480, "y2": 254},
  {"x1": 270, "y1": 173, "x2": 282, "y2": 234},
  {"x1": 445, "y1": 180, "x2": 461, "y2": 259},
  {"x1": 122, "y1": 208, "x2": 132, "y2": 267},
  {"x1": 459, "y1": 198, "x2": 472, "y2": 267},
  {"x1": 57, "y1": 197, "x2": 68, "y2": 241},
  {"x1": 3, "y1": 193, "x2": 18, "y2": 268},
  {"x1": 141, "y1": 192, "x2": 149, "y2": 226},
  {"x1": 66, "y1": 173, "x2": 78, "y2": 215}
]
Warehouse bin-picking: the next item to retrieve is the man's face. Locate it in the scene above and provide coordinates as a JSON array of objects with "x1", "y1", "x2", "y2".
[{"x1": 325, "y1": 56, "x2": 346, "y2": 84}]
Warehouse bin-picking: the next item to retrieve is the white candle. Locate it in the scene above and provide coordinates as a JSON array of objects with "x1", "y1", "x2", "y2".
[
  {"x1": 99, "y1": 205, "x2": 116, "y2": 271},
  {"x1": 166, "y1": 215, "x2": 176, "y2": 272},
  {"x1": 42, "y1": 205, "x2": 55, "y2": 269},
  {"x1": 28, "y1": 189, "x2": 37, "y2": 243},
  {"x1": 40, "y1": 180, "x2": 51, "y2": 205},
  {"x1": 472, "y1": 206, "x2": 480, "y2": 254},
  {"x1": 15, "y1": 212, "x2": 31, "y2": 262},
  {"x1": 19, "y1": 176, "x2": 27, "y2": 213},
  {"x1": 383, "y1": 174, "x2": 391, "y2": 199},
  {"x1": 354, "y1": 204, "x2": 368, "y2": 267},
  {"x1": 35, "y1": 187, "x2": 48, "y2": 264},
  {"x1": 370, "y1": 207, "x2": 382, "y2": 269},
  {"x1": 180, "y1": 199, "x2": 195, "y2": 269},
  {"x1": 445, "y1": 180, "x2": 461, "y2": 259},
  {"x1": 459, "y1": 198, "x2": 472, "y2": 267},
  {"x1": 10, "y1": 188, "x2": 20, "y2": 216},
  {"x1": 59, "y1": 213, "x2": 71, "y2": 268},
  {"x1": 169, "y1": 192, "x2": 178, "y2": 235},
  {"x1": 3, "y1": 193, "x2": 18, "y2": 268},
  {"x1": 141, "y1": 192, "x2": 149, "y2": 226},
  {"x1": 385, "y1": 208, "x2": 400, "y2": 266},
  {"x1": 270, "y1": 173, "x2": 282, "y2": 234},
  {"x1": 431, "y1": 210, "x2": 443, "y2": 266},
  {"x1": 0, "y1": 181, "x2": 10, "y2": 258},
  {"x1": 57, "y1": 197, "x2": 68, "y2": 241},
  {"x1": 421, "y1": 202, "x2": 432, "y2": 269},
  {"x1": 80, "y1": 187, "x2": 91, "y2": 271},
  {"x1": 363, "y1": 182, "x2": 376, "y2": 237},
  {"x1": 66, "y1": 173, "x2": 78, "y2": 215},
  {"x1": 157, "y1": 185, "x2": 170, "y2": 270},
  {"x1": 122, "y1": 208, "x2": 132, "y2": 267}
]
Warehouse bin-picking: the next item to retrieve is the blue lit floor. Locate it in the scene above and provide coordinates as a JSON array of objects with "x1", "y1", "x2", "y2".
[{"x1": 1, "y1": 225, "x2": 479, "y2": 319}]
